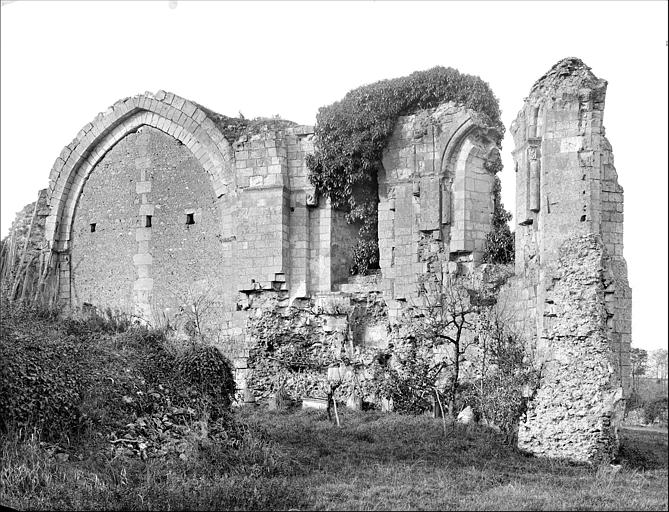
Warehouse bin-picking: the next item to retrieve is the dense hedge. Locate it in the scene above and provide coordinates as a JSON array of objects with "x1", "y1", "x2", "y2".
[
  {"x1": 0, "y1": 331, "x2": 86, "y2": 438},
  {"x1": 307, "y1": 66, "x2": 504, "y2": 274},
  {"x1": 177, "y1": 344, "x2": 236, "y2": 416},
  {"x1": 0, "y1": 308, "x2": 236, "y2": 441}
]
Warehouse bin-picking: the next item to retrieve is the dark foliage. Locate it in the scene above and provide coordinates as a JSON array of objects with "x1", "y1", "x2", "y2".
[
  {"x1": 482, "y1": 175, "x2": 514, "y2": 264},
  {"x1": 307, "y1": 66, "x2": 504, "y2": 274},
  {"x1": 177, "y1": 344, "x2": 236, "y2": 416}
]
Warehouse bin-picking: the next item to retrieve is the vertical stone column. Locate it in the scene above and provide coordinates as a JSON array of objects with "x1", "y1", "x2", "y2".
[
  {"x1": 528, "y1": 143, "x2": 541, "y2": 212},
  {"x1": 309, "y1": 199, "x2": 333, "y2": 293},
  {"x1": 57, "y1": 251, "x2": 71, "y2": 308},
  {"x1": 133, "y1": 139, "x2": 154, "y2": 322}
]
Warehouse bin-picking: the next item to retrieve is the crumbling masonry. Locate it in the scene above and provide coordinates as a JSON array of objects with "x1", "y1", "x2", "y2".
[{"x1": 1, "y1": 58, "x2": 631, "y2": 463}]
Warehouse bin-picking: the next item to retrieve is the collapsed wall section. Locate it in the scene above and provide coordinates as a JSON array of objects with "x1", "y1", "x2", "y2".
[
  {"x1": 503, "y1": 57, "x2": 632, "y2": 462},
  {"x1": 517, "y1": 234, "x2": 625, "y2": 462}
]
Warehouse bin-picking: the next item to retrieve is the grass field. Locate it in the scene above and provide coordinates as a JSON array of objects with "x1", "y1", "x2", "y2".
[{"x1": 2, "y1": 406, "x2": 667, "y2": 511}]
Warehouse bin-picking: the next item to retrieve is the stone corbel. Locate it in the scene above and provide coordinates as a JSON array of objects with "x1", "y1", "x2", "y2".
[{"x1": 305, "y1": 187, "x2": 319, "y2": 207}]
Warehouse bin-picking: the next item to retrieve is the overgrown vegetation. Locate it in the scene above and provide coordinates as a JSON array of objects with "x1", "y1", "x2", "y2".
[
  {"x1": 307, "y1": 66, "x2": 504, "y2": 275},
  {"x1": 384, "y1": 281, "x2": 481, "y2": 419},
  {"x1": 2, "y1": 405, "x2": 666, "y2": 510},
  {"x1": 482, "y1": 174, "x2": 515, "y2": 264},
  {"x1": 1, "y1": 300, "x2": 667, "y2": 510},
  {"x1": 625, "y1": 347, "x2": 668, "y2": 428},
  {"x1": 0, "y1": 297, "x2": 235, "y2": 450},
  {"x1": 463, "y1": 305, "x2": 540, "y2": 443},
  {"x1": 195, "y1": 103, "x2": 297, "y2": 144}
]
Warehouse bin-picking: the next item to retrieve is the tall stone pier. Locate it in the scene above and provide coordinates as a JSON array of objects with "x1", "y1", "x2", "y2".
[{"x1": 503, "y1": 58, "x2": 632, "y2": 462}]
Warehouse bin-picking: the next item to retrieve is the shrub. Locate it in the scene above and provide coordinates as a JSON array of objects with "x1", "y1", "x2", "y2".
[
  {"x1": 364, "y1": 342, "x2": 442, "y2": 415},
  {"x1": 482, "y1": 175, "x2": 514, "y2": 264},
  {"x1": 0, "y1": 322, "x2": 87, "y2": 439},
  {"x1": 643, "y1": 397, "x2": 668, "y2": 425},
  {"x1": 61, "y1": 306, "x2": 134, "y2": 336},
  {"x1": 307, "y1": 66, "x2": 504, "y2": 274},
  {"x1": 463, "y1": 313, "x2": 539, "y2": 442},
  {"x1": 177, "y1": 344, "x2": 236, "y2": 417}
]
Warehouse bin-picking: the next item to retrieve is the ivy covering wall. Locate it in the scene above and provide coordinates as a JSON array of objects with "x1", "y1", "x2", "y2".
[{"x1": 306, "y1": 66, "x2": 505, "y2": 274}]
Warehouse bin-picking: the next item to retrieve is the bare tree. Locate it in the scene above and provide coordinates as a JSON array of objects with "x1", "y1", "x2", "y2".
[
  {"x1": 630, "y1": 347, "x2": 649, "y2": 394},
  {"x1": 406, "y1": 275, "x2": 481, "y2": 418}
]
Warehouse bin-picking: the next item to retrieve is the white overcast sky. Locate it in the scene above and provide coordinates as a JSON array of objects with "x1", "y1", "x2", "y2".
[{"x1": 1, "y1": 1, "x2": 667, "y2": 351}]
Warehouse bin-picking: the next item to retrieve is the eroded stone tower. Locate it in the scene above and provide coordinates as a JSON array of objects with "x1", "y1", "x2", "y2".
[{"x1": 500, "y1": 57, "x2": 632, "y2": 462}]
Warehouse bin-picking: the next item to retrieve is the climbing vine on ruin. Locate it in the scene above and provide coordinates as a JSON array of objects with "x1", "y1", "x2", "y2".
[
  {"x1": 481, "y1": 173, "x2": 515, "y2": 264},
  {"x1": 307, "y1": 66, "x2": 505, "y2": 274}
]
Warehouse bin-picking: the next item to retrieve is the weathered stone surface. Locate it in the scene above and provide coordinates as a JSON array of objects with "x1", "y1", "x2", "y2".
[
  {"x1": 517, "y1": 234, "x2": 624, "y2": 463},
  {"x1": 378, "y1": 103, "x2": 502, "y2": 312},
  {"x1": 503, "y1": 57, "x2": 631, "y2": 463}
]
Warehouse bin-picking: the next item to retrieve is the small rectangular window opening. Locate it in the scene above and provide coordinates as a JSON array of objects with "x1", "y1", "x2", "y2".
[
  {"x1": 145, "y1": 215, "x2": 152, "y2": 228},
  {"x1": 90, "y1": 223, "x2": 96, "y2": 233},
  {"x1": 186, "y1": 213, "x2": 195, "y2": 225}
]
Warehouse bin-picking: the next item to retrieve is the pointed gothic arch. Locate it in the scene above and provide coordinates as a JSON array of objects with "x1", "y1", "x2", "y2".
[{"x1": 44, "y1": 90, "x2": 235, "y2": 252}]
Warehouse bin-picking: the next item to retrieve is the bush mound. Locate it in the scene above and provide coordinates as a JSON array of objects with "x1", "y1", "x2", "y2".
[
  {"x1": 0, "y1": 301, "x2": 236, "y2": 457},
  {"x1": 177, "y1": 344, "x2": 236, "y2": 415},
  {"x1": 0, "y1": 330, "x2": 86, "y2": 438}
]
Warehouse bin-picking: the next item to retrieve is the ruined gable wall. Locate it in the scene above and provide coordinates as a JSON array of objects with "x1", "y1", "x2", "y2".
[
  {"x1": 70, "y1": 135, "x2": 139, "y2": 313},
  {"x1": 143, "y1": 128, "x2": 228, "y2": 325},
  {"x1": 500, "y1": 58, "x2": 632, "y2": 463},
  {"x1": 69, "y1": 126, "x2": 229, "y2": 326}
]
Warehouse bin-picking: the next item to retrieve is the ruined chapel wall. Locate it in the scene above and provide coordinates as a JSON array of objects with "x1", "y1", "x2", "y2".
[
  {"x1": 506, "y1": 58, "x2": 632, "y2": 463},
  {"x1": 378, "y1": 104, "x2": 499, "y2": 316},
  {"x1": 510, "y1": 58, "x2": 631, "y2": 395},
  {"x1": 143, "y1": 128, "x2": 228, "y2": 324},
  {"x1": 517, "y1": 235, "x2": 625, "y2": 463},
  {"x1": 69, "y1": 126, "x2": 230, "y2": 326},
  {"x1": 229, "y1": 129, "x2": 290, "y2": 292},
  {"x1": 69, "y1": 135, "x2": 139, "y2": 313},
  {"x1": 226, "y1": 125, "x2": 353, "y2": 299}
]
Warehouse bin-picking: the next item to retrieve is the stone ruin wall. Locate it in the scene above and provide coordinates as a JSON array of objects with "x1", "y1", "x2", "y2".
[
  {"x1": 378, "y1": 103, "x2": 500, "y2": 322},
  {"x1": 1, "y1": 189, "x2": 50, "y2": 303},
  {"x1": 498, "y1": 58, "x2": 632, "y2": 462},
  {"x1": 68, "y1": 126, "x2": 229, "y2": 321},
  {"x1": 1, "y1": 58, "x2": 632, "y2": 464}
]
